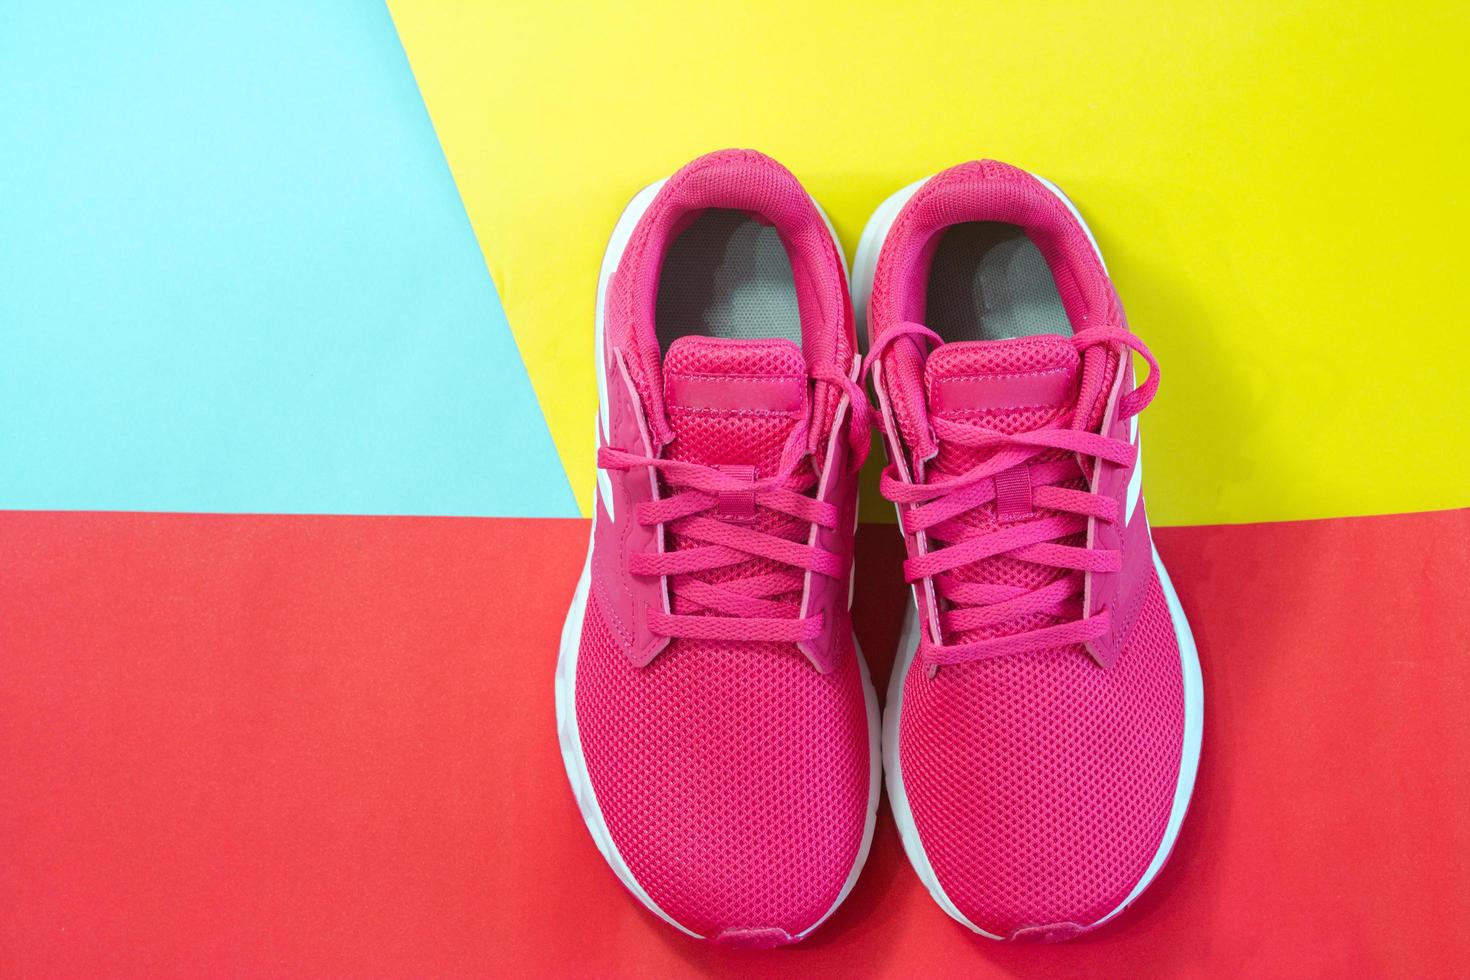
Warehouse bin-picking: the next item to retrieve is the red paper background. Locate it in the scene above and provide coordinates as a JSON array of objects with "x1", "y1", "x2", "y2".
[{"x1": 3, "y1": 509, "x2": 1468, "y2": 977}]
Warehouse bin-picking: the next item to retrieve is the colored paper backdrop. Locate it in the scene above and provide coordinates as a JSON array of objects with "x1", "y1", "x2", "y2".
[
  {"x1": 2, "y1": 2, "x2": 1467, "y2": 977},
  {"x1": 388, "y1": 0, "x2": 1470, "y2": 526},
  {"x1": 1, "y1": 0, "x2": 572, "y2": 517}
]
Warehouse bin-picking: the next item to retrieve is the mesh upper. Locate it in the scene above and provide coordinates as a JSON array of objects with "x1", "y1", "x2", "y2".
[
  {"x1": 577, "y1": 257, "x2": 869, "y2": 936},
  {"x1": 577, "y1": 594, "x2": 869, "y2": 936},
  {"x1": 879, "y1": 163, "x2": 1186, "y2": 936},
  {"x1": 899, "y1": 571, "x2": 1183, "y2": 934}
]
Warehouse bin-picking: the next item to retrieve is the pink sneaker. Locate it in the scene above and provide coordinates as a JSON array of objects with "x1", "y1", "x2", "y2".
[
  {"x1": 853, "y1": 161, "x2": 1203, "y2": 941},
  {"x1": 556, "y1": 150, "x2": 879, "y2": 946}
]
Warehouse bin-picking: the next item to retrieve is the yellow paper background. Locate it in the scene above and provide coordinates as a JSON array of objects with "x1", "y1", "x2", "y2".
[{"x1": 388, "y1": 0, "x2": 1469, "y2": 526}]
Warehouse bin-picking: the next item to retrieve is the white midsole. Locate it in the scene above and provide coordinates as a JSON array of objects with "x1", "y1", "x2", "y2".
[
  {"x1": 556, "y1": 173, "x2": 881, "y2": 941},
  {"x1": 855, "y1": 169, "x2": 1203, "y2": 937}
]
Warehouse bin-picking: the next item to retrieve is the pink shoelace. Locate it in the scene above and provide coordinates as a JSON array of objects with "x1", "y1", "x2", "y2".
[
  {"x1": 597, "y1": 363, "x2": 872, "y2": 645},
  {"x1": 866, "y1": 321, "x2": 1159, "y2": 669}
]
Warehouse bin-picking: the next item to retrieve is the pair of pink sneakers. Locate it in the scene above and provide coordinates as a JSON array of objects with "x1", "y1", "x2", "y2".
[{"x1": 556, "y1": 150, "x2": 1202, "y2": 946}]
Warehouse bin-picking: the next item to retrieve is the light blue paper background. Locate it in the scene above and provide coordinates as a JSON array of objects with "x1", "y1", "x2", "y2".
[{"x1": 0, "y1": 2, "x2": 575, "y2": 517}]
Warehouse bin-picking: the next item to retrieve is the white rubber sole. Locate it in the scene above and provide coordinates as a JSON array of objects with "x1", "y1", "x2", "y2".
[
  {"x1": 555, "y1": 174, "x2": 882, "y2": 943},
  {"x1": 855, "y1": 170, "x2": 1204, "y2": 939}
]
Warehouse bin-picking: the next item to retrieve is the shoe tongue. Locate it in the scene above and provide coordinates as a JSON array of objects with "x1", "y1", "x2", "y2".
[
  {"x1": 924, "y1": 335, "x2": 1079, "y2": 438},
  {"x1": 662, "y1": 336, "x2": 809, "y2": 471},
  {"x1": 922, "y1": 337, "x2": 1084, "y2": 653}
]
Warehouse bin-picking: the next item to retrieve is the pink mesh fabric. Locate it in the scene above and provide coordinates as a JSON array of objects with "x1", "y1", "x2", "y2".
[
  {"x1": 871, "y1": 160, "x2": 1188, "y2": 936},
  {"x1": 577, "y1": 593, "x2": 869, "y2": 936},
  {"x1": 899, "y1": 570, "x2": 1183, "y2": 934},
  {"x1": 573, "y1": 150, "x2": 870, "y2": 939},
  {"x1": 893, "y1": 570, "x2": 1181, "y2": 934}
]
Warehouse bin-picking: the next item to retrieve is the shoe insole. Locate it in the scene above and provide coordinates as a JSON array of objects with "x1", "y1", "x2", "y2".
[
  {"x1": 925, "y1": 221, "x2": 1071, "y2": 341},
  {"x1": 655, "y1": 209, "x2": 801, "y2": 353}
]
